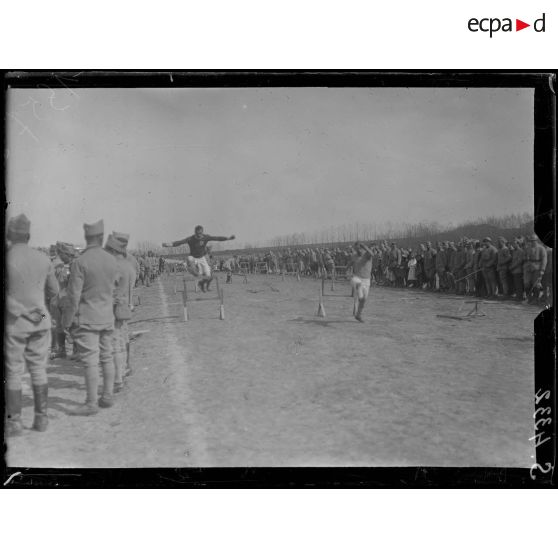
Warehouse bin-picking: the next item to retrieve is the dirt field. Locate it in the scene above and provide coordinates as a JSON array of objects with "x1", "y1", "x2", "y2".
[{"x1": 6, "y1": 272, "x2": 539, "y2": 468}]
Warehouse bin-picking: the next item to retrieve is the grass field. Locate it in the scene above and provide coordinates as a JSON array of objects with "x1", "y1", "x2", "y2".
[{"x1": 6, "y1": 271, "x2": 539, "y2": 468}]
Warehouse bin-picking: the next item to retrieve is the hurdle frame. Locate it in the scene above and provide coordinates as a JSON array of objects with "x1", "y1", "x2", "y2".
[
  {"x1": 173, "y1": 275, "x2": 225, "y2": 321},
  {"x1": 436, "y1": 298, "x2": 487, "y2": 321}
]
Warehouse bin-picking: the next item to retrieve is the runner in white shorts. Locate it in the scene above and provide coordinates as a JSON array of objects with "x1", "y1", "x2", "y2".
[
  {"x1": 350, "y1": 242, "x2": 374, "y2": 323},
  {"x1": 163, "y1": 225, "x2": 235, "y2": 292}
]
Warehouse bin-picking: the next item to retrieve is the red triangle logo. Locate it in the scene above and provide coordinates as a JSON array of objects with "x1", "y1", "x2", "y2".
[{"x1": 516, "y1": 19, "x2": 530, "y2": 31}]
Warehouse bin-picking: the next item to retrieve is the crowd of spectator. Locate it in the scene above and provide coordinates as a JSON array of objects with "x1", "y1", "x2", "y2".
[{"x1": 209, "y1": 235, "x2": 552, "y2": 306}]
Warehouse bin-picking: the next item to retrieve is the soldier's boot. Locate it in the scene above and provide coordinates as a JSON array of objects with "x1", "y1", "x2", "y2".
[
  {"x1": 70, "y1": 366, "x2": 99, "y2": 416},
  {"x1": 113, "y1": 349, "x2": 126, "y2": 393},
  {"x1": 205, "y1": 276, "x2": 214, "y2": 291},
  {"x1": 57, "y1": 332, "x2": 67, "y2": 358},
  {"x1": 198, "y1": 279, "x2": 207, "y2": 293},
  {"x1": 99, "y1": 361, "x2": 116, "y2": 408},
  {"x1": 5, "y1": 388, "x2": 24, "y2": 437},
  {"x1": 31, "y1": 383, "x2": 49, "y2": 432},
  {"x1": 354, "y1": 299, "x2": 366, "y2": 323}
]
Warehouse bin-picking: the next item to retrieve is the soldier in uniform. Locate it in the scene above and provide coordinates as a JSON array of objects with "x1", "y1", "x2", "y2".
[
  {"x1": 113, "y1": 232, "x2": 138, "y2": 288},
  {"x1": 49, "y1": 257, "x2": 68, "y2": 358},
  {"x1": 523, "y1": 234, "x2": 548, "y2": 304},
  {"x1": 446, "y1": 242, "x2": 457, "y2": 292},
  {"x1": 509, "y1": 237, "x2": 525, "y2": 299},
  {"x1": 480, "y1": 237, "x2": 498, "y2": 298},
  {"x1": 435, "y1": 241, "x2": 448, "y2": 291},
  {"x1": 5, "y1": 214, "x2": 59, "y2": 436},
  {"x1": 387, "y1": 242, "x2": 401, "y2": 287},
  {"x1": 453, "y1": 242, "x2": 466, "y2": 295},
  {"x1": 142, "y1": 255, "x2": 151, "y2": 287},
  {"x1": 61, "y1": 220, "x2": 120, "y2": 415},
  {"x1": 104, "y1": 235, "x2": 134, "y2": 392},
  {"x1": 113, "y1": 232, "x2": 138, "y2": 376},
  {"x1": 423, "y1": 241, "x2": 437, "y2": 290},
  {"x1": 51, "y1": 241, "x2": 78, "y2": 358},
  {"x1": 464, "y1": 240, "x2": 476, "y2": 295},
  {"x1": 496, "y1": 236, "x2": 512, "y2": 298},
  {"x1": 473, "y1": 241, "x2": 486, "y2": 297}
]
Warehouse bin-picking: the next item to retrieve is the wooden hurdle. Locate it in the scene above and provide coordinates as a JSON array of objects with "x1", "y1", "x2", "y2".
[
  {"x1": 218, "y1": 279, "x2": 225, "y2": 320},
  {"x1": 317, "y1": 277, "x2": 358, "y2": 317},
  {"x1": 316, "y1": 285, "x2": 326, "y2": 317},
  {"x1": 182, "y1": 277, "x2": 189, "y2": 321},
  {"x1": 436, "y1": 298, "x2": 487, "y2": 321},
  {"x1": 174, "y1": 276, "x2": 225, "y2": 321}
]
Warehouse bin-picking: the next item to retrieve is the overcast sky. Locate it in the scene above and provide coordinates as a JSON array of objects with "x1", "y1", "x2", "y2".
[{"x1": 6, "y1": 87, "x2": 533, "y2": 249}]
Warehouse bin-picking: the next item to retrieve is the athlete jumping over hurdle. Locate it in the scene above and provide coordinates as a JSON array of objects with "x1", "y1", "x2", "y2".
[
  {"x1": 162, "y1": 226, "x2": 235, "y2": 292},
  {"x1": 350, "y1": 242, "x2": 374, "y2": 323}
]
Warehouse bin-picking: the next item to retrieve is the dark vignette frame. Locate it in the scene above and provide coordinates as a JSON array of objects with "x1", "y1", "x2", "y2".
[{"x1": 1, "y1": 71, "x2": 555, "y2": 488}]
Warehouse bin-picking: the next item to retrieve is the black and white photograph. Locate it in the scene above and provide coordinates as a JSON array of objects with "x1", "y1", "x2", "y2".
[{"x1": 3, "y1": 73, "x2": 555, "y2": 480}]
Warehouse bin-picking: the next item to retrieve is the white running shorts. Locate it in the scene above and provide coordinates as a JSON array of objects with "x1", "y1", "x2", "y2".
[
  {"x1": 186, "y1": 256, "x2": 211, "y2": 277},
  {"x1": 351, "y1": 275, "x2": 371, "y2": 299}
]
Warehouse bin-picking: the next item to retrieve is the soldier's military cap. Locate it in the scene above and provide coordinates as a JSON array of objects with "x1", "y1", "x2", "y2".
[
  {"x1": 56, "y1": 241, "x2": 77, "y2": 264},
  {"x1": 113, "y1": 231, "x2": 130, "y2": 243},
  {"x1": 83, "y1": 219, "x2": 104, "y2": 237},
  {"x1": 528, "y1": 234, "x2": 538, "y2": 241},
  {"x1": 56, "y1": 241, "x2": 75, "y2": 253},
  {"x1": 8, "y1": 213, "x2": 31, "y2": 235},
  {"x1": 483, "y1": 237, "x2": 492, "y2": 243},
  {"x1": 105, "y1": 234, "x2": 126, "y2": 255}
]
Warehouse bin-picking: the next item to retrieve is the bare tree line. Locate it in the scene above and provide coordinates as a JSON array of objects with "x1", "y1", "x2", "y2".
[
  {"x1": 137, "y1": 212, "x2": 533, "y2": 256},
  {"x1": 268, "y1": 212, "x2": 534, "y2": 247}
]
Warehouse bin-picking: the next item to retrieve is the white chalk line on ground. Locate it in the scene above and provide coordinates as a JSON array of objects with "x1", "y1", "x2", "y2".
[{"x1": 157, "y1": 279, "x2": 211, "y2": 465}]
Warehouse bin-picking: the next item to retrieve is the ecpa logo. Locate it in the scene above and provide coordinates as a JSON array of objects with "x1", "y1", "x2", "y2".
[{"x1": 468, "y1": 13, "x2": 546, "y2": 37}]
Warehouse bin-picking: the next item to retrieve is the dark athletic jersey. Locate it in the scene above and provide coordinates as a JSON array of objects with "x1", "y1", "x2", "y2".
[{"x1": 172, "y1": 234, "x2": 228, "y2": 258}]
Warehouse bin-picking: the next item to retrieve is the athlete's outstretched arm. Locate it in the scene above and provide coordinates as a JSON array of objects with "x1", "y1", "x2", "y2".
[
  {"x1": 206, "y1": 235, "x2": 236, "y2": 242},
  {"x1": 162, "y1": 236, "x2": 191, "y2": 248}
]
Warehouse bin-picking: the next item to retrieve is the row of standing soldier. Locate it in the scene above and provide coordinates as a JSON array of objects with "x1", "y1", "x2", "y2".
[
  {"x1": 214, "y1": 235, "x2": 551, "y2": 305},
  {"x1": 6, "y1": 215, "x2": 139, "y2": 437}
]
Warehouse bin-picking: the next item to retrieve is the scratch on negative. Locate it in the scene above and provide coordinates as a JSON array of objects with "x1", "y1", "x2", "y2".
[{"x1": 4, "y1": 471, "x2": 22, "y2": 486}]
